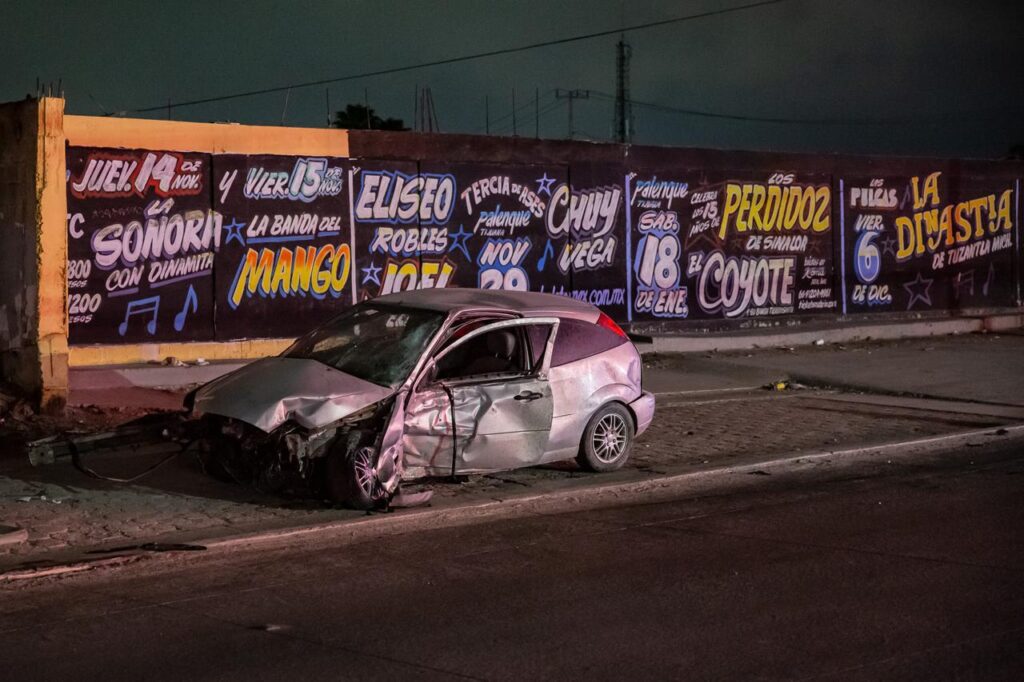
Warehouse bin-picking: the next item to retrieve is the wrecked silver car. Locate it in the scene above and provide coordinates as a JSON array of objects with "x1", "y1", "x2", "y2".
[{"x1": 187, "y1": 289, "x2": 656, "y2": 509}]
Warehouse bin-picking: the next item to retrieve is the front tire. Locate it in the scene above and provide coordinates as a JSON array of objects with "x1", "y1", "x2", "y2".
[
  {"x1": 196, "y1": 435, "x2": 243, "y2": 483},
  {"x1": 576, "y1": 403, "x2": 634, "y2": 473},
  {"x1": 324, "y1": 445, "x2": 392, "y2": 510}
]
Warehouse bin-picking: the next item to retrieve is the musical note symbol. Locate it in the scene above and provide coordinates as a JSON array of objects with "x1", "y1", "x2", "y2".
[
  {"x1": 953, "y1": 270, "x2": 975, "y2": 300},
  {"x1": 174, "y1": 285, "x2": 199, "y2": 332},
  {"x1": 982, "y1": 263, "x2": 996, "y2": 297},
  {"x1": 118, "y1": 295, "x2": 160, "y2": 336},
  {"x1": 537, "y1": 239, "x2": 556, "y2": 272}
]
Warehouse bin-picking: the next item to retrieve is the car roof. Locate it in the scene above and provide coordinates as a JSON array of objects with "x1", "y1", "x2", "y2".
[{"x1": 372, "y1": 288, "x2": 600, "y2": 320}]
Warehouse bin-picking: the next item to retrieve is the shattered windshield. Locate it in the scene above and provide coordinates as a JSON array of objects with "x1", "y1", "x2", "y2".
[{"x1": 284, "y1": 304, "x2": 445, "y2": 387}]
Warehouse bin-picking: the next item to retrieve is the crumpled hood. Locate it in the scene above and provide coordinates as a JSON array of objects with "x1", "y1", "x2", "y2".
[{"x1": 192, "y1": 357, "x2": 395, "y2": 433}]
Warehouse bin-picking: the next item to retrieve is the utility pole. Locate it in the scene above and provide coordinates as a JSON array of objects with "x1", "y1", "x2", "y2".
[
  {"x1": 280, "y1": 88, "x2": 291, "y2": 126},
  {"x1": 535, "y1": 87, "x2": 540, "y2": 138},
  {"x1": 417, "y1": 87, "x2": 440, "y2": 132},
  {"x1": 555, "y1": 89, "x2": 590, "y2": 140},
  {"x1": 614, "y1": 36, "x2": 633, "y2": 143},
  {"x1": 512, "y1": 88, "x2": 518, "y2": 137}
]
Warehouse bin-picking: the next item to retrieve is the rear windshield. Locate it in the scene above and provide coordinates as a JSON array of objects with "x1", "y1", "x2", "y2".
[
  {"x1": 284, "y1": 304, "x2": 445, "y2": 387},
  {"x1": 550, "y1": 317, "x2": 627, "y2": 367}
]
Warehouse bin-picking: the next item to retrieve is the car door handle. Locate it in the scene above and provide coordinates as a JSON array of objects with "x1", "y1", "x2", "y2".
[{"x1": 514, "y1": 391, "x2": 544, "y2": 402}]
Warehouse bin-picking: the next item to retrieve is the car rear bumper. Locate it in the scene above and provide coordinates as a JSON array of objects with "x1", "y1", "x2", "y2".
[{"x1": 630, "y1": 391, "x2": 656, "y2": 436}]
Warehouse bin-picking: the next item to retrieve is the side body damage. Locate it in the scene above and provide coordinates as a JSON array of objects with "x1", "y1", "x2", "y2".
[{"x1": 189, "y1": 290, "x2": 655, "y2": 509}]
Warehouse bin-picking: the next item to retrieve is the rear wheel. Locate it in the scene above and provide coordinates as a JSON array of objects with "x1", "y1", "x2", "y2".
[
  {"x1": 576, "y1": 403, "x2": 634, "y2": 473},
  {"x1": 324, "y1": 444, "x2": 393, "y2": 510}
]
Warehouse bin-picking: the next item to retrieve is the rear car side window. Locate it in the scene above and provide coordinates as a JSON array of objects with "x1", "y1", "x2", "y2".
[
  {"x1": 550, "y1": 318, "x2": 627, "y2": 367},
  {"x1": 526, "y1": 325, "x2": 552, "y2": 370}
]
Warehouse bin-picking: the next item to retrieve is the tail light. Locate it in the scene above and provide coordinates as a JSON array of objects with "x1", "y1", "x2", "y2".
[{"x1": 597, "y1": 312, "x2": 628, "y2": 338}]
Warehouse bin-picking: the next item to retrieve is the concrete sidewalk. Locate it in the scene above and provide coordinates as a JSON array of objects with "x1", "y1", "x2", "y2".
[{"x1": 650, "y1": 332, "x2": 1024, "y2": 407}]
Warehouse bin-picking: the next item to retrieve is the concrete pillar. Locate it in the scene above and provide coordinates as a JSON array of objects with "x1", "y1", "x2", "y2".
[{"x1": 0, "y1": 98, "x2": 68, "y2": 412}]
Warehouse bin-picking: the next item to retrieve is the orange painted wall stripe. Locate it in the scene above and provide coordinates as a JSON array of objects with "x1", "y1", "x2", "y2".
[{"x1": 64, "y1": 115, "x2": 348, "y2": 156}]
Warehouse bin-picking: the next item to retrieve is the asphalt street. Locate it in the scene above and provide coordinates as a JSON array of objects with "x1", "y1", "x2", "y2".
[{"x1": 2, "y1": 438, "x2": 1023, "y2": 681}]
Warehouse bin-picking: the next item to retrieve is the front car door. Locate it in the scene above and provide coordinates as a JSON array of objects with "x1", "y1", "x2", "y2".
[{"x1": 403, "y1": 317, "x2": 559, "y2": 476}]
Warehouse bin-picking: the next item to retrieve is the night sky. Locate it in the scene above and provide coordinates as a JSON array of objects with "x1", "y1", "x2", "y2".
[{"x1": 5, "y1": 0, "x2": 1022, "y2": 158}]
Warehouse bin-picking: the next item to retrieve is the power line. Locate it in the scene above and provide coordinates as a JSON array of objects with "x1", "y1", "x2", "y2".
[
  {"x1": 556, "y1": 89, "x2": 591, "y2": 139},
  {"x1": 117, "y1": 0, "x2": 788, "y2": 115},
  {"x1": 489, "y1": 97, "x2": 565, "y2": 136},
  {"x1": 476, "y1": 89, "x2": 556, "y2": 134},
  {"x1": 590, "y1": 91, "x2": 1024, "y2": 126}
]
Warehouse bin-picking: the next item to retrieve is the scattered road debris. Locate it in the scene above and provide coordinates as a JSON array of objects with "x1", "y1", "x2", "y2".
[{"x1": 15, "y1": 493, "x2": 64, "y2": 505}]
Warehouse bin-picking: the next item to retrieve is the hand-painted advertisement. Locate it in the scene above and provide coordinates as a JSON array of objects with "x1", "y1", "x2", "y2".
[
  {"x1": 350, "y1": 160, "x2": 442, "y2": 300},
  {"x1": 563, "y1": 164, "x2": 629, "y2": 320},
  {"x1": 212, "y1": 154, "x2": 352, "y2": 339},
  {"x1": 842, "y1": 172, "x2": 1017, "y2": 312},
  {"x1": 420, "y1": 163, "x2": 570, "y2": 296},
  {"x1": 66, "y1": 147, "x2": 217, "y2": 344},
  {"x1": 628, "y1": 169, "x2": 837, "y2": 321}
]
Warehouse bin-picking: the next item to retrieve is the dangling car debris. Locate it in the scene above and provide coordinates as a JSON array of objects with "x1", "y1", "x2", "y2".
[{"x1": 185, "y1": 289, "x2": 656, "y2": 509}]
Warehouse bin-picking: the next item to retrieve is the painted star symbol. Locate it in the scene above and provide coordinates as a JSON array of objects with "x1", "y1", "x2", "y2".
[
  {"x1": 535, "y1": 173, "x2": 556, "y2": 197},
  {"x1": 880, "y1": 235, "x2": 898, "y2": 258},
  {"x1": 903, "y1": 271, "x2": 934, "y2": 310},
  {"x1": 361, "y1": 261, "x2": 382, "y2": 287},
  {"x1": 222, "y1": 218, "x2": 246, "y2": 246},
  {"x1": 449, "y1": 225, "x2": 473, "y2": 261}
]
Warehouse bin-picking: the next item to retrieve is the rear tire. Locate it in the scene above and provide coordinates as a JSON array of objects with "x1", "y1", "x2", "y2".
[
  {"x1": 324, "y1": 444, "x2": 392, "y2": 510},
  {"x1": 576, "y1": 402, "x2": 634, "y2": 473}
]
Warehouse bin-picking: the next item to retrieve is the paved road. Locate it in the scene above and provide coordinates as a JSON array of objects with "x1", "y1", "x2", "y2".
[{"x1": 3, "y1": 440, "x2": 1023, "y2": 680}]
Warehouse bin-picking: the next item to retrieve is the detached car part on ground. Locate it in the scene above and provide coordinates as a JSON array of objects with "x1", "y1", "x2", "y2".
[{"x1": 187, "y1": 289, "x2": 656, "y2": 509}]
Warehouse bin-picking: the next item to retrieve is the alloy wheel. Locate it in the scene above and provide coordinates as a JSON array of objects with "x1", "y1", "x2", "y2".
[{"x1": 592, "y1": 412, "x2": 628, "y2": 463}]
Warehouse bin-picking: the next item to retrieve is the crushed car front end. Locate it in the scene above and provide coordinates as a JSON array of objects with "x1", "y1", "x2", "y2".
[{"x1": 184, "y1": 303, "x2": 449, "y2": 507}]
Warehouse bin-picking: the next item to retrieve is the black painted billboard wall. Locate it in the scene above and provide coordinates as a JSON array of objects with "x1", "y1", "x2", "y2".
[
  {"x1": 66, "y1": 144, "x2": 1022, "y2": 346},
  {"x1": 66, "y1": 147, "x2": 216, "y2": 345}
]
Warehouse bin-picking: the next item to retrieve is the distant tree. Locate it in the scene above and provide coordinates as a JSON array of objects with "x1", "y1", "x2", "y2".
[
  {"x1": 331, "y1": 103, "x2": 407, "y2": 131},
  {"x1": 1006, "y1": 144, "x2": 1024, "y2": 160}
]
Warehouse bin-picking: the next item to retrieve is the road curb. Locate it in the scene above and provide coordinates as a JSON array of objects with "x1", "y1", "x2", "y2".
[
  {"x1": 9, "y1": 422, "x2": 1024, "y2": 580},
  {"x1": 8, "y1": 422, "x2": 1020, "y2": 583}
]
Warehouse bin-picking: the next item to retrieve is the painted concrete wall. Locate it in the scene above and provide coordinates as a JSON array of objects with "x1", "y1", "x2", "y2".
[
  {"x1": 63, "y1": 114, "x2": 348, "y2": 368},
  {"x1": 0, "y1": 98, "x2": 67, "y2": 411},
  {"x1": 0, "y1": 99, "x2": 351, "y2": 403}
]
